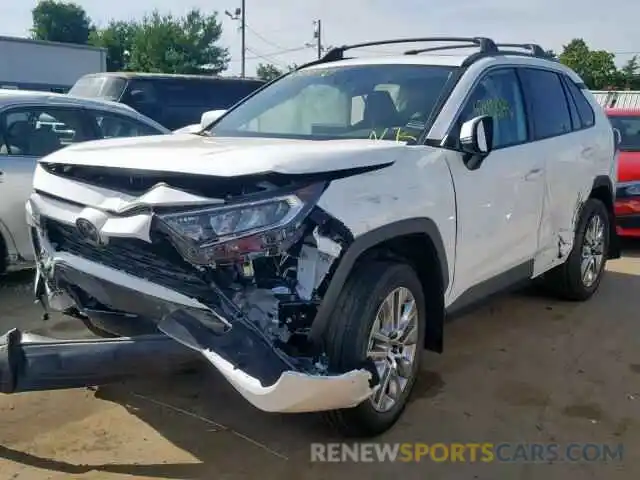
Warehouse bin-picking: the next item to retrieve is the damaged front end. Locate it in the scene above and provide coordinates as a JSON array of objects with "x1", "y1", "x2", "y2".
[{"x1": 2, "y1": 164, "x2": 376, "y2": 413}]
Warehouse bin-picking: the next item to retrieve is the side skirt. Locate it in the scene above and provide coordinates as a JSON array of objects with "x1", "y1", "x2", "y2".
[{"x1": 445, "y1": 260, "x2": 534, "y2": 320}]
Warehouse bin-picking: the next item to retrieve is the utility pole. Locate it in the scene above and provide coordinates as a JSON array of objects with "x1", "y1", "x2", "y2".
[
  {"x1": 225, "y1": 1, "x2": 246, "y2": 77},
  {"x1": 314, "y1": 19, "x2": 322, "y2": 59},
  {"x1": 307, "y1": 20, "x2": 327, "y2": 59}
]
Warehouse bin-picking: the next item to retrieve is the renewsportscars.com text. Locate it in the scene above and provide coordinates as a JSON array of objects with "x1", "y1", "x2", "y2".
[{"x1": 310, "y1": 442, "x2": 624, "y2": 463}]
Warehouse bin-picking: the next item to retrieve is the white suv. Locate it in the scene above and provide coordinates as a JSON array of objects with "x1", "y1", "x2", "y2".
[{"x1": 1, "y1": 37, "x2": 620, "y2": 438}]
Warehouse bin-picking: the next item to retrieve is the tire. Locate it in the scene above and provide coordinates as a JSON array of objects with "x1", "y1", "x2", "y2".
[
  {"x1": 541, "y1": 198, "x2": 610, "y2": 301},
  {"x1": 321, "y1": 260, "x2": 426, "y2": 437}
]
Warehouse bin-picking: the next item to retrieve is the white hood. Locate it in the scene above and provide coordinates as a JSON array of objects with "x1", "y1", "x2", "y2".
[{"x1": 40, "y1": 134, "x2": 404, "y2": 177}]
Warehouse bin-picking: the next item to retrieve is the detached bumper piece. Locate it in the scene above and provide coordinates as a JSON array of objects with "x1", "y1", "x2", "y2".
[{"x1": 0, "y1": 329, "x2": 197, "y2": 394}]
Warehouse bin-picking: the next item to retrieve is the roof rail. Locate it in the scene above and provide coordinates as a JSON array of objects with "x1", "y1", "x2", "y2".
[
  {"x1": 320, "y1": 37, "x2": 498, "y2": 63},
  {"x1": 294, "y1": 37, "x2": 553, "y2": 72},
  {"x1": 404, "y1": 42, "x2": 550, "y2": 60}
]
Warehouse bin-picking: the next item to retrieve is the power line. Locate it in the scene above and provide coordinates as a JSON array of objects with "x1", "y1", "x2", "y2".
[
  {"x1": 244, "y1": 23, "x2": 289, "y2": 51},
  {"x1": 245, "y1": 46, "x2": 290, "y2": 68},
  {"x1": 228, "y1": 46, "x2": 309, "y2": 62}
]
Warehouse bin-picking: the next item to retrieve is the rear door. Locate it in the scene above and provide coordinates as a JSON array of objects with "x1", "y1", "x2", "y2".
[
  {"x1": 517, "y1": 68, "x2": 595, "y2": 274},
  {"x1": 0, "y1": 105, "x2": 91, "y2": 261}
]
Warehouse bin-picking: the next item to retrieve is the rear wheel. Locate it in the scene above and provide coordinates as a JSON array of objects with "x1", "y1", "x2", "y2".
[
  {"x1": 322, "y1": 260, "x2": 426, "y2": 437},
  {"x1": 541, "y1": 198, "x2": 609, "y2": 300}
]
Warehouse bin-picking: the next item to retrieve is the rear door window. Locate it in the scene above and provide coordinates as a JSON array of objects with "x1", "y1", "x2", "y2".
[
  {"x1": 562, "y1": 77, "x2": 595, "y2": 129},
  {"x1": 519, "y1": 68, "x2": 573, "y2": 140}
]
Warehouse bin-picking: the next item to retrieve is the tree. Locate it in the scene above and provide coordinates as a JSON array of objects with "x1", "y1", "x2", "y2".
[
  {"x1": 558, "y1": 39, "x2": 618, "y2": 89},
  {"x1": 31, "y1": 0, "x2": 94, "y2": 45},
  {"x1": 256, "y1": 63, "x2": 284, "y2": 81},
  {"x1": 125, "y1": 9, "x2": 229, "y2": 74},
  {"x1": 618, "y1": 56, "x2": 640, "y2": 89},
  {"x1": 89, "y1": 21, "x2": 139, "y2": 71},
  {"x1": 256, "y1": 63, "x2": 299, "y2": 81}
]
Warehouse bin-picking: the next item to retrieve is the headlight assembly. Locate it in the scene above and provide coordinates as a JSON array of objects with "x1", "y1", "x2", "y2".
[{"x1": 158, "y1": 182, "x2": 325, "y2": 265}]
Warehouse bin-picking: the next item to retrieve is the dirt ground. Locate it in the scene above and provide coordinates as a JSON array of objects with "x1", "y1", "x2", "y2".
[{"x1": 1, "y1": 244, "x2": 639, "y2": 479}]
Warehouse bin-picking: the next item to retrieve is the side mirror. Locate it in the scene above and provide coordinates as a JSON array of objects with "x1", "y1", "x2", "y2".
[
  {"x1": 460, "y1": 115, "x2": 494, "y2": 156},
  {"x1": 200, "y1": 109, "x2": 227, "y2": 129},
  {"x1": 613, "y1": 127, "x2": 622, "y2": 148}
]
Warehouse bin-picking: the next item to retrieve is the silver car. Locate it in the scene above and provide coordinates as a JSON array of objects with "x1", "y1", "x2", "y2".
[{"x1": 0, "y1": 89, "x2": 170, "y2": 274}]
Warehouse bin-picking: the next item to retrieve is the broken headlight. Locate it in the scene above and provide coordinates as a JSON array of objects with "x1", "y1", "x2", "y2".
[{"x1": 158, "y1": 183, "x2": 325, "y2": 264}]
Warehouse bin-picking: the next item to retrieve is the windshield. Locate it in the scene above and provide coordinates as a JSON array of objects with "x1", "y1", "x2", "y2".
[
  {"x1": 68, "y1": 75, "x2": 127, "y2": 101},
  {"x1": 207, "y1": 64, "x2": 457, "y2": 141},
  {"x1": 608, "y1": 115, "x2": 640, "y2": 151}
]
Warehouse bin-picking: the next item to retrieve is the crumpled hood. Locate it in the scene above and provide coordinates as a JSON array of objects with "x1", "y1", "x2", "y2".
[{"x1": 39, "y1": 133, "x2": 405, "y2": 176}]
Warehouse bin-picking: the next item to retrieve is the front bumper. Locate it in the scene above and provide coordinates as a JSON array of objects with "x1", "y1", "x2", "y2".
[{"x1": 22, "y1": 195, "x2": 373, "y2": 413}]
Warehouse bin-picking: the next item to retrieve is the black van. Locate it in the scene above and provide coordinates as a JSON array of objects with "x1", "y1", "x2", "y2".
[{"x1": 68, "y1": 73, "x2": 265, "y2": 130}]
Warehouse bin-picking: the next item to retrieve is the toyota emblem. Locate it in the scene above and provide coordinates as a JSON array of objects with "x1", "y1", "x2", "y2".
[{"x1": 75, "y1": 218, "x2": 107, "y2": 246}]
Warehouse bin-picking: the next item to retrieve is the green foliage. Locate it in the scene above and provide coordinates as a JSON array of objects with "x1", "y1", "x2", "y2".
[
  {"x1": 558, "y1": 39, "x2": 618, "y2": 89},
  {"x1": 125, "y1": 9, "x2": 229, "y2": 74},
  {"x1": 557, "y1": 38, "x2": 640, "y2": 90},
  {"x1": 31, "y1": 0, "x2": 94, "y2": 44},
  {"x1": 256, "y1": 63, "x2": 284, "y2": 81},
  {"x1": 89, "y1": 21, "x2": 138, "y2": 71}
]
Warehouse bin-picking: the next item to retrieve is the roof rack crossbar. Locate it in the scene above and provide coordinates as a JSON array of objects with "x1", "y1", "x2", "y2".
[
  {"x1": 404, "y1": 44, "x2": 479, "y2": 55},
  {"x1": 495, "y1": 43, "x2": 546, "y2": 57},
  {"x1": 320, "y1": 36, "x2": 498, "y2": 62}
]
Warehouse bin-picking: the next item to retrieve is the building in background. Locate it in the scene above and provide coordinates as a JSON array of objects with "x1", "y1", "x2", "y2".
[{"x1": 0, "y1": 36, "x2": 106, "y2": 93}]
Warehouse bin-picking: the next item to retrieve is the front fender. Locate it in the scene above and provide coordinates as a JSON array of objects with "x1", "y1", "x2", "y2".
[{"x1": 307, "y1": 148, "x2": 456, "y2": 346}]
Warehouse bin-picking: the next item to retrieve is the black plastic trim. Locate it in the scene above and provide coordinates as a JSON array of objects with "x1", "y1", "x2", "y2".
[
  {"x1": 445, "y1": 260, "x2": 534, "y2": 318},
  {"x1": 309, "y1": 217, "x2": 449, "y2": 343}
]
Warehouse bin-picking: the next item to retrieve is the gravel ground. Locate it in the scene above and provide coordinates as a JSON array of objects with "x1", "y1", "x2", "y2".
[{"x1": 0, "y1": 244, "x2": 639, "y2": 479}]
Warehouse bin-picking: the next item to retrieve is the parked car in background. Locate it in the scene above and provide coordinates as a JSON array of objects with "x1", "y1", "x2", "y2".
[
  {"x1": 0, "y1": 89, "x2": 170, "y2": 274},
  {"x1": 68, "y1": 73, "x2": 266, "y2": 130},
  {"x1": 606, "y1": 108, "x2": 640, "y2": 237}
]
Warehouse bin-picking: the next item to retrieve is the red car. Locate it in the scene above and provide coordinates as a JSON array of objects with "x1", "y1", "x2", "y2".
[{"x1": 606, "y1": 108, "x2": 640, "y2": 237}]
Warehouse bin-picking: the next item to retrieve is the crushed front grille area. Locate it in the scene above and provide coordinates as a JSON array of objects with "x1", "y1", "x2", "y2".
[{"x1": 44, "y1": 218, "x2": 214, "y2": 301}]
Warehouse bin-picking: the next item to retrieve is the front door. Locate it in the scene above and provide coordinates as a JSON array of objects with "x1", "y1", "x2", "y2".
[{"x1": 446, "y1": 68, "x2": 545, "y2": 302}]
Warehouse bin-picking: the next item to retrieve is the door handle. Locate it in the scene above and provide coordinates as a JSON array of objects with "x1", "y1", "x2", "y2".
[{"x1": 524, "y1": 168, "x2": 542, "y2": 181}]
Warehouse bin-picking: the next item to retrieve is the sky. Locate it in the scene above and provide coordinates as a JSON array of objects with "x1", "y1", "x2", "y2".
[{"x1": 2, "y1": 0, "x2": 640, "y2": 76}]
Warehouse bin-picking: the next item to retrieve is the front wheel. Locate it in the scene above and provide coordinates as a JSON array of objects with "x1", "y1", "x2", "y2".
[
  {"x1": 321, "y1": 260, "x2": 426, "y2": 437},
  {"x1": 541, "y1": 198, "x2": 610, "y2": 301}
]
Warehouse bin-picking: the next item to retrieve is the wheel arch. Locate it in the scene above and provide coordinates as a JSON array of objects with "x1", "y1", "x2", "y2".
[{"x1": 309, "y1": 217, "x2": 449, "y2": 353}]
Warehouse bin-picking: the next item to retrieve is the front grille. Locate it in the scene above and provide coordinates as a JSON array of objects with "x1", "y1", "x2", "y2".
[{"x1": 45, "y1": 219, "x2": 214, "y2": 301}]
